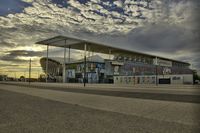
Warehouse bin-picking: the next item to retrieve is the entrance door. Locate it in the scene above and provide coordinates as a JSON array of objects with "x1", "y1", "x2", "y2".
[{"x1": 159, "y1": 78, "x2": 171, "y2": 84}]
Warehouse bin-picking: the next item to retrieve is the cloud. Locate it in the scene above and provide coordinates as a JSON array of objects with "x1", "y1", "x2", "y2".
[
  {"x1": 0, "y1": 40, "x2": 17, "y2": 48},
  {"x1": 0, "y1": 55, "x2": 27, "y2": 63},
  {"x1": 0, "y1": 0, "x2": 199, "y2": 72},
  {"x1": 0, "y1": 64, "x2": 20, "y2": 67},
  {"x1": 21, "y1": 0, "x2": 34, "y2": 3},
  {"x1": 0, "y1": 0, "x2": 156, "y2": 59},
  {"x1": 7, "y1": 50, "x2": 44, "y2": 57},
  {"x1": 69, "y1": 21, "x2": 200, "y2": 69},
  {"x1": 0, "y1": 50, "x2": 44, "y2": 63}
]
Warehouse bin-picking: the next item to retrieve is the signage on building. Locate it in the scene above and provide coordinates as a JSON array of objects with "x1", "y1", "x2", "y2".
[
  {"x1": 132, "y1": 67, "x2": 136, "y2": 74},
  {"x1": 114, "y1": 66, "x2": 120, "y2": 75},
  {"x1": 111, "y1": 61, "x2": 124, "y2": 66},
  {"x1": 153, "y1": 58, "x2": 172, "y2": 67},
  {"x1": 163, "y1": 67, "x2": 172, "y2": 75},
  {"x1": 67, "y1": 69, "x2": 75, "y2": 78}
]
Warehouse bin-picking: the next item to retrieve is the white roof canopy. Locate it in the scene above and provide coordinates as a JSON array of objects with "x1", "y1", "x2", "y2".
[
  {"x1": 36, "y1": 35, "x2": 148, "y2": 56},
  {"x1": 36, "y1": 35, "x2": 189, "y2": 65}
]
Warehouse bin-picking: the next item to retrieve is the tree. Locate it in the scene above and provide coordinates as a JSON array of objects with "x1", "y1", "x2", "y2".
[{"x1": 19, "y1": 76, "x2": 25, "y2": 81}]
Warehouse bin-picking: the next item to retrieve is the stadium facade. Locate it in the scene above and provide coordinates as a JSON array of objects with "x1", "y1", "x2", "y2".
[{"x1": 38, "y1": 36, "x2": 193, "y2": 85}]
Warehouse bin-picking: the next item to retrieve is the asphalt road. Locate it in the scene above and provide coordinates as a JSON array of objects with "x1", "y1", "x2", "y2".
[
  {"x1": 37, "y1": 87, "x2": 200, "y2": 104},
  {"x1": 0, "y1": 89, "x2": 199, "y2": 133},
  {"x1": 2, "y1": 82, "x2": 200, "y2": 104}
]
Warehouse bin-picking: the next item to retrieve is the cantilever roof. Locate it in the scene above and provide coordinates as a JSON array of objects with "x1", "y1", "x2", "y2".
[{"x1": 36, "y1": 35, "x2": 190, "y2": 65}]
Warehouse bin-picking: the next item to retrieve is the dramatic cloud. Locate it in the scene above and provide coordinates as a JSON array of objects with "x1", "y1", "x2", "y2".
[
  {"x1": 7, "y1": 50, "x2": 44, "y2": 57},
  {"x1": 0, "y1": 0, "x2": 200, "y2": 77},
  {"x1": 0, "y1": 50, "x2": 44, "y2": 63}
]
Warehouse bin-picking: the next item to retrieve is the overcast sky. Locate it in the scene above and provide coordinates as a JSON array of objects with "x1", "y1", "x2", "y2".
[{"x1": 0, "y1": 0, "x2": 200, "y2": 77}]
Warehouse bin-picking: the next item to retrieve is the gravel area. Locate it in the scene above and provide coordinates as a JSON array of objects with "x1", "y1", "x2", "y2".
[{"x1": 0, "y1": 89, "x2": 200, "y2": 133}]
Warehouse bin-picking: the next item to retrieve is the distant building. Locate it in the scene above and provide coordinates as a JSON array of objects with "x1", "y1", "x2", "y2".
[
  {"x1": 37, "y1": 35, "x2": 193, "y2": 85},
  {"x1": 0, "y1": 75, "x2": 7, "y2": 81},
  {"x1": 40, "y1": 54, "x2": 193, "y2": 84}
]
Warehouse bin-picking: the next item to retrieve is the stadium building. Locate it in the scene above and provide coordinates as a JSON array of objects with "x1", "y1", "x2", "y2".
[{"x1": 38, "y1": 36, "x2": 193, "y2": 85}]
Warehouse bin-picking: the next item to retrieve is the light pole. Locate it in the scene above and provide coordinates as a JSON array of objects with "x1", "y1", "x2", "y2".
[
  {"x1": 37, "y1": 71, "x2": 40, "y2": 82},
  {"x1": 24, "y1": 71, "x2": 26, "y2": 82},
  {"x1": 14, "y1": 72, "x2": 17, "y2": 81},
  {"x1": 46, "y1": 45, "x2": 49, "y2": 83}
]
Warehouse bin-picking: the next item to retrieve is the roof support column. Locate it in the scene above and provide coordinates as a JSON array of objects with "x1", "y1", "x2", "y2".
[
  {"x1": 109, "y1": 49, "x2": 112, "y2": 60},
  {"x1": 88, "y1": 46, "x2": 90, "y2": 61},
  {"x1": 63, "y1": 40, "x2": 67, "y2": 83},
  {"x1": 91, "y1": 51, "x2": 94, "y2": 61},
  {"x1": 68, "y1": 46, "x2": 71, "y2": 63},
  {"x1": 46, "y1": 45, "x2": 49, "y2": 83},
  {"x1": 67, "y1": 46, "x2": 71, "y2": 83},
  {"x1": 84, "y1": 44, "x2": 87, "y2": 87}
]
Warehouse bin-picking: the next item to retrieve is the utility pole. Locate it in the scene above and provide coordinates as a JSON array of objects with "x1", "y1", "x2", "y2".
[
  {"x1": 24, "y1": 71, "x2": 26, "y2": 82},
  {"x1": 37, "y1": 71, "x2": 40, "y2": 82},
  {"x1": 14, "y1": 72, "x2": 17, "y2": 81},
  {"x1": 29, "y1": 58, "x2": 31, "y2": 85}
]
